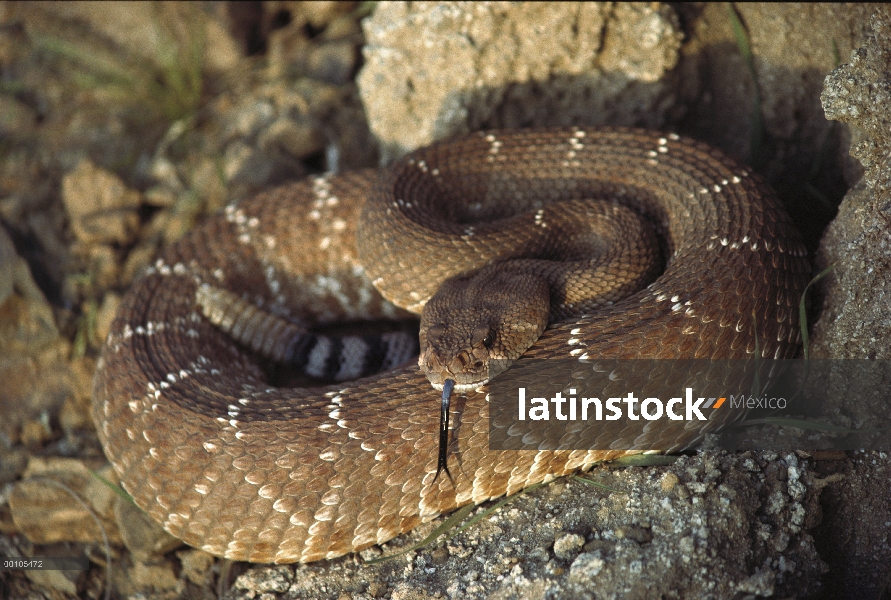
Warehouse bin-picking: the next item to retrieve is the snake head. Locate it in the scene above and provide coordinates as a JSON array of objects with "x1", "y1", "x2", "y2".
[{"x1": 418, "y1": 267, "x2": 550, "y2": 393}]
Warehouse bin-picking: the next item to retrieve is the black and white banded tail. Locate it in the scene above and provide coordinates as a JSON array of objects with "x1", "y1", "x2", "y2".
[{"x1": 196, "y1": 284, "x2": 418, "y2": 382}]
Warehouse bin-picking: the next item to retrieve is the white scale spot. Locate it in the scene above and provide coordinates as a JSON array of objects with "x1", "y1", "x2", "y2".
[
  {"x1": 534, "y1": 209, "x2": 546, "y2": 228},
  {"x1": 713, "y1": 184, "x2": 722, "y2": 192},
  {"x1": 319, "y1": 237, "x2": 331, "y2": 250},
  {"x1": 732, "y1": 175, "x2": 742, "y2": 183},
  {"x1": 669, "y1": 133, "x2": 680, "y2": 140}
]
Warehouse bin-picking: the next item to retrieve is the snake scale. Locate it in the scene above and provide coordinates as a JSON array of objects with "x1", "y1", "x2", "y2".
[{"x1": 91, "y1": 127, "x2": 811, "y2": 564}]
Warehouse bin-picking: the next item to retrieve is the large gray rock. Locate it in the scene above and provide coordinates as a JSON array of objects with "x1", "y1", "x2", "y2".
[
  {"x1": 812, "y1": 7, "x2": 891, "y2": 361},
  {"x1": 359, "y1": 2, "x2": 683, "y2": 161}
]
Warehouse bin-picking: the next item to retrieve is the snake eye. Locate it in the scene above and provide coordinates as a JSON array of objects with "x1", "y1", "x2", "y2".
[{"x1": 482, "y1": 330, "x2": 496, "y2": 349}]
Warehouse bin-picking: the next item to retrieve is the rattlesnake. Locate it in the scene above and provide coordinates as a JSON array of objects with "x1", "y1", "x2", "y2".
[{"x1": 91, "y1": 127, "x2": 810, "y2": 563}]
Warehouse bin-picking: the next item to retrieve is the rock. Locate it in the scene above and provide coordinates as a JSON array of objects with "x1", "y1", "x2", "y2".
[
  {"x1": 258, "y1": 117, "x2": 327, "y2": 161},
  {"x1": 569, "y1": 552, "x2": 606, "y2": 580},
  {"x1": 113, "y1": 496, "x2": 183, "y2": 563},
  {"x1": 359, "y1": 2, "x2": 683, "y2": 161},
  {"x1": 0, "y1": 94, "x2": 37, "y2": 138},
  {"x1": 299, "y1": 1, "x2": 355, "y2": 29},
  {"x1": 61, "y1": 160, "x2": 141, "y2": 245},
  {"x1": 58, "y1": 358, "x2": 96, "y2": 434},
  {"x1": 0, "y1": 225, "x2": 58, "y2": 353},
  {"x1": 0, "y1": 225, "x2": 16, "y2": 305},
  {"x1": 230, "y1": 566, "x2": 294, "y2": 595},
  {"x1": 811, "y1": 451, "x2": 891, "y2": 599},
  {"x1": 306, "y1": 40, "x2": 358, "y2": 85},
  {"x1": 94, "y1": 293, "x2": 121, "y2": 346},
  {"x1": 176, "y1": 548, "x2": 215, "y2": 586},
  {"x1": 553, "y1": 532, "x2": 585, "y2": 561},
  {"x1": 812, "y1": 6, "x2": 891, "y2": 360},
  {"x1": 9, "y1": 458, "x2": 123, "y2": 546},
  {"x1": 219, "y1": 454, "x2": 824, "y2": 599},
  {"x1": 0, "y1": 226, "x2": 74, "y2": 449},
  {"x1": 805, "y1": 7, "x2": 891, "y2": 598},
  {"x1": 0, "y1": 445, "x2": 28, "y2": 486},
  {"x1": 25, "y1": 568, "x2": 79, "y2": 597},
  {"x1": 114, "y1": 558, "x2": 180, "y2": 596}
]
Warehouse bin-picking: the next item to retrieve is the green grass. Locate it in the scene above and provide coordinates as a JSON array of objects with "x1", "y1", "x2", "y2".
[
  {"x1": 72, "y1": 295, "x2": 99, "y2": 359},
  {"x1": 29, "y1": 13, "x2": 205, "y2": 126}
]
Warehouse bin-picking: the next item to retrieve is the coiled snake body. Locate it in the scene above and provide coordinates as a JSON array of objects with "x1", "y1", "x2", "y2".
[{"x1": 91, "y1": 128, "x2": 810, "y2": 563}]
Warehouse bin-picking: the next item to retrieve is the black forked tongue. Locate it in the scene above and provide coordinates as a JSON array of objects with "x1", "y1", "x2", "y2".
[{"x1": 433, "y1": 379, "x2": 455, "y2": 482}]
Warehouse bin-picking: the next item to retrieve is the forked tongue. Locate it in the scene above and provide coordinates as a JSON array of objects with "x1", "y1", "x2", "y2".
[{"x1": 434, "y1": 379, "x2": 455, "y2": 482}]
